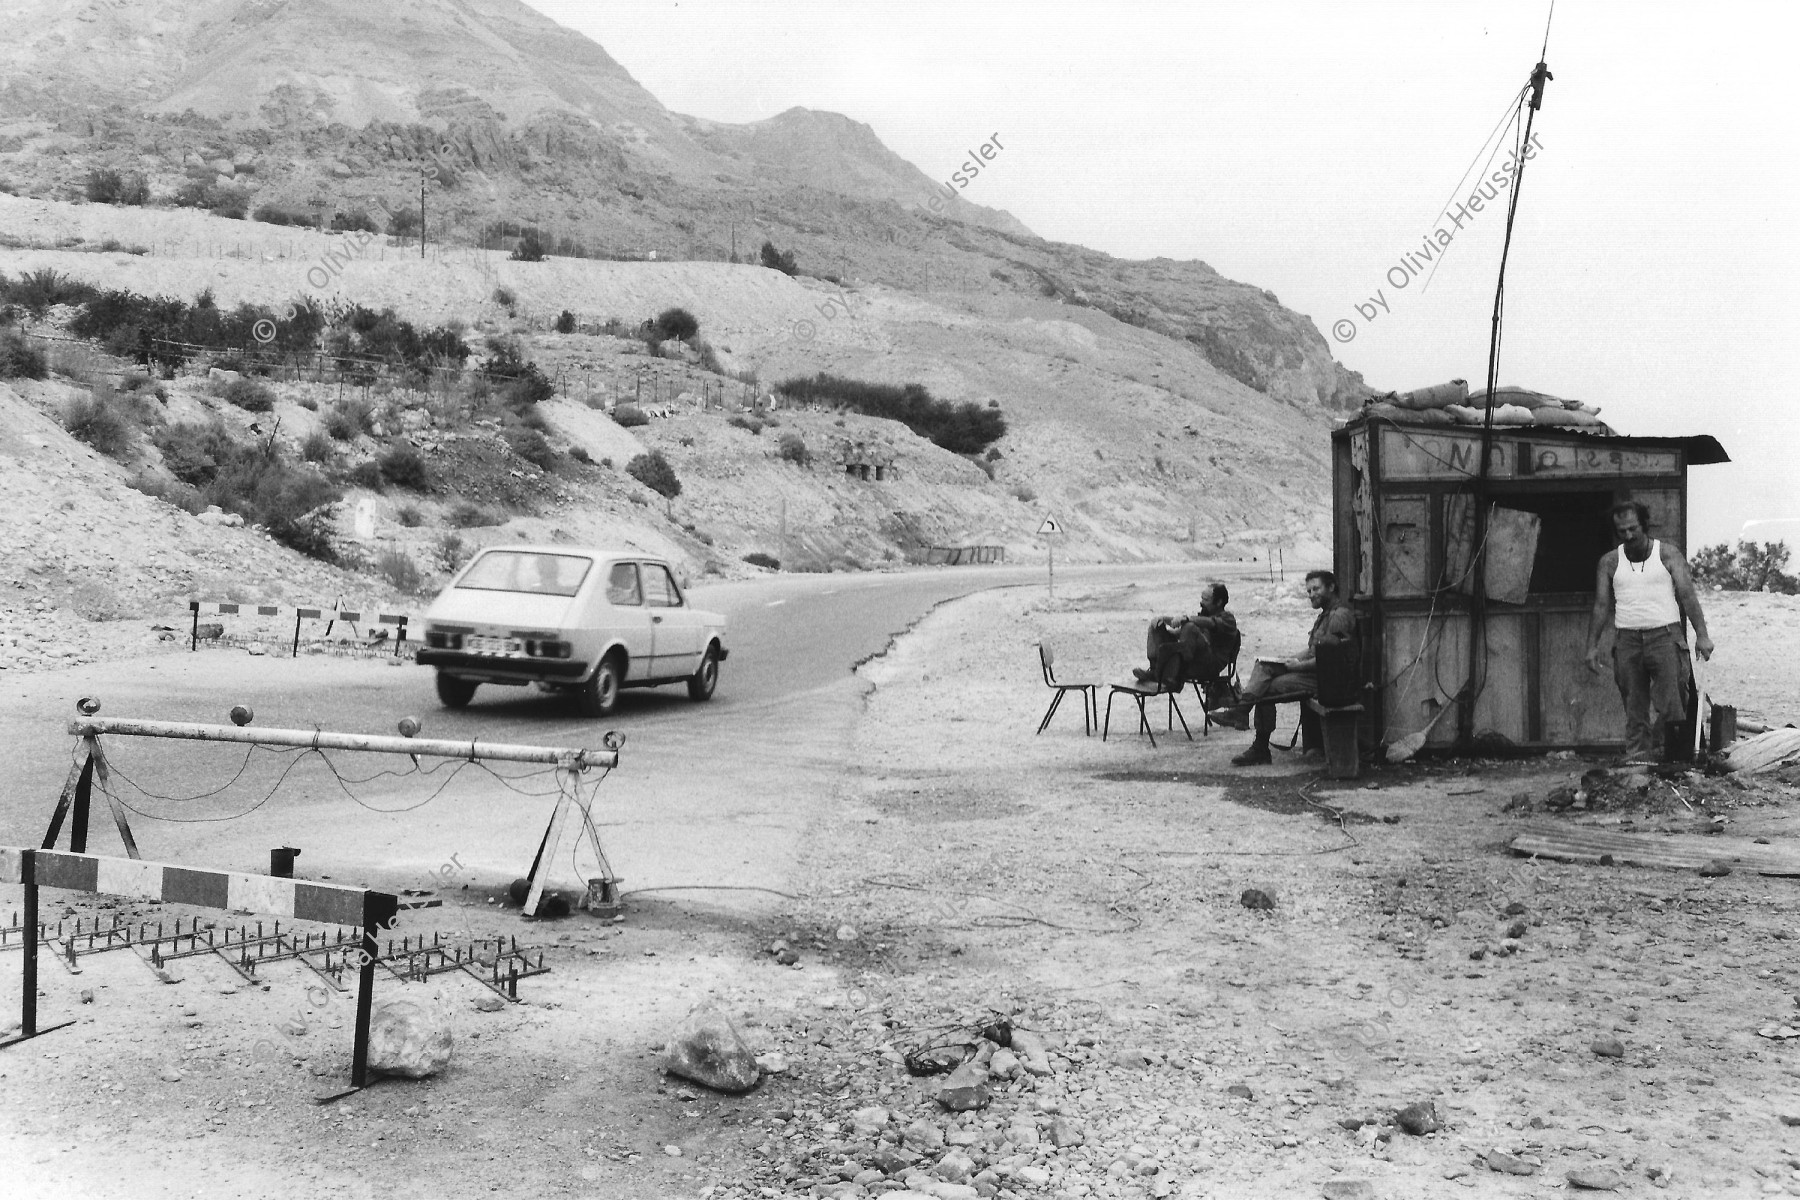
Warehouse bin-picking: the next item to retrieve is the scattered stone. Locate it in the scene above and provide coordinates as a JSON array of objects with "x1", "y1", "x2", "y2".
[
  {"x1": 663, "y1": 1002, "x2": 761, "y2": 1093},
  {"x1": 1226, "y1": 1083, "x2": 1254, "y2": 1101},
  {"x1": 835, "y1": 924, "x2": 859, "y2": 941},
  {"x1": 775, "y1": 947, "x2": 800, "y2": 966},
  {"x1": 1016, "y1": 1165, "x2": 1050, "y2": 1187},
  {"x1": 1699, "y1": 860, "x2": 1731, "y2": 878},
  {"x1": 1396, "y1": 1100, "x2": 1443, "y2": 1135},
  {"x1": 1320, "y1": 1181, "x2": 1375, "y2": 1200},
  {"x1": 367, "y1": 996, "x2": 453, "y2": 1079},
  {"x1": 870, "y1": 1146, "x2": 916, "y2": 1174},
  {"x1": 1240, "y1": 888, "x2": 1275, "y2": 911},
  {"x1": 1506, "y1": 920, "x2": 1528, "y2": 939},
  {"x1": 1780, "y1": 1114, "x2": 1800, "y2": 1127},
  {"x1": 1112, "y1": 1046, "x2": 1157, "y2": 1068},
  {"x1": 903, "y1": 1120, "x2": 946, "y2": 1152},
  {"x1": 755, "y1": 1051, "x2": 788, "y2": 1075},
  {"x1": 850, "y1": 1105, "x2": 890, "y2": 1135},
  {"x1": 79, "y1": 988, "x2": 94, "y2": 1005},
  {"x1": 1486, "y1": 1150, "x2": 1538, "y2": 1176},
  {"x1": 1567, "y1": 1166, "x2": 1624, "y2": 1190},
  {"x1": 471, "y1": 993, "x2": 506, "y2": 1012},
  {"x1": 158, "y1": 1067, "x2": 181, "y2": 1083},
  {"x1": 1646, "y1": 1165, "x2": 1673, "y2": 1187},
  {"x1": 1590, "y1": 1036, "x2": 1625, "y2": 1059},
  {"x1": 1011, "y1": 1028, "x2": 1054, "y2": 1076},
  {"x1": 934, "y1": 1061, "x2": 990, "y2": 1111},
  {"x1": 988, "y1": 1047, "x2": 1021, "y2": 1079},
  {"x1": 934, "y1": 1151, "x2": 976, "y2": 1182},
  {"x1": 279, "y1": 1017, "x2": 308, "y2": 1037},
  {"x1": 663, "y1": 1144, "x2": 682, "y2": 1157},
  {"x1": 920, "y1": 1184, "x2": 976, "y2": 1200},
  {"x1": 1049, "y1": 1116, "x2": 1085, "y2": 1147}
]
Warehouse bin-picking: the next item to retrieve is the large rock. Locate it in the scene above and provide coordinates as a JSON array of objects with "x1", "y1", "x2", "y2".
[
  {"x1": 1395, "y1": 1100, "x2": 1443, "y2": 1135},
  {"x1": 902, "y1": 1119, "x2": 945, "y2": 1152},
  {"x1": 1010, "y1": 1028, "x2": 1054, "y2": 1076},
  {"x1": 850, "y1": 1105, "x2": 891, "y2": 1136},
  {"x1": 662, "y1": 1003, "x2": 761, "y2": 1093},
  {"x1": 934, "y1": 1061, "x2": 991, "y2": 1111},
  {"x1": 367, "y1": 996, "x2": 452, "y2": 1079}
]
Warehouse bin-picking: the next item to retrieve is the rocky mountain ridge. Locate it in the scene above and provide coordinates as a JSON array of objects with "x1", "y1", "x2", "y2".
[{"x1": 0, "y1": 0, "x2": 1368, "y2": 413}]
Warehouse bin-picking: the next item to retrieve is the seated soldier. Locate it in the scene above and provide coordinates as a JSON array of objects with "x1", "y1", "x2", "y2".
[
  {"x1": 1135, "y1": 581, "x2": 1239, "y2": 701},
  {"x1": 1207, "y1": 569, "x2": 1355, "y2": 766}
]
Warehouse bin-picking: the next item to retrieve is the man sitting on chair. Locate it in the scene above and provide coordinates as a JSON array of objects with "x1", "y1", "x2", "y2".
[
  {"x1": 1135, "y1": 582, "x2": 1239, "y2": 701},
  {"x1": 1207, "y1": 569, "x2": 1355, "y2": 766}
]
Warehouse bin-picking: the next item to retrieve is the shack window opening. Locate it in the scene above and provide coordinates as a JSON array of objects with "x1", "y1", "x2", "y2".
[{"x1": 1487, "y1": 490, "x2": 1618, "y2": 594}]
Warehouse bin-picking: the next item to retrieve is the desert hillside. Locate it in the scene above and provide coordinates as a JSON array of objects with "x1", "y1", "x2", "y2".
[
  {"x1": 0, "y1": 193, "x2": 1338, "y2": 567},
  {"x1": 0, "y1": 0, "x2": 1367, "y2": 413},
  {"x1": 0, "y1": 0, "x2": 1359, "y2": 636}
]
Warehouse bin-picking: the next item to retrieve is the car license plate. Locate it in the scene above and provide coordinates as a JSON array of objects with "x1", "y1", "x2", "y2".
[{"x1": 467, "y1": 635, "x2": 521, "y2": 656}]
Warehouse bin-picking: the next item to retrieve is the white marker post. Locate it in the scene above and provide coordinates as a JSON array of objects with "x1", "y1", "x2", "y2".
[{"x1": 1037, "y1": 517, "x2": 1062, "y2": 599}]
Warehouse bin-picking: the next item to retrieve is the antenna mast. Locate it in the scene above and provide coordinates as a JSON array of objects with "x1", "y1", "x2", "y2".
[{"x1": 1457, "y1": 12, "x2": 1553, "y2": 750}]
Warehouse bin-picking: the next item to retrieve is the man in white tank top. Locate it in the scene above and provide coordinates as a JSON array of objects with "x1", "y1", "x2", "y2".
[{"x1": 1583, "y1": 500, "x2": 1714, "y2": 763}]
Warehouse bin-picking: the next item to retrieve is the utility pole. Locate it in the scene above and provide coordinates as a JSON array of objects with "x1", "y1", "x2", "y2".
[{"x1": 418, "y1": 167, "x2": 426, "y2": 260}]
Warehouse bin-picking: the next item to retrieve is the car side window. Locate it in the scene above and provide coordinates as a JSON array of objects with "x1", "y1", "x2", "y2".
[
  {"x1": 642, "y1": 564, "x2": 683, "y2": 608},
  {"x1": 606, "y1": 562, "x2": 642, "y2": 606}
]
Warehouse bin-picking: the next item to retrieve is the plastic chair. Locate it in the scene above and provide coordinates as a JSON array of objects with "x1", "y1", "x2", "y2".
[
  {"x1": 1103, "y1": 654, "x2": 1192, "y2": 747},
  {"x1": 1037, "y1": 643, "x2": 1098, "y2": 736}
]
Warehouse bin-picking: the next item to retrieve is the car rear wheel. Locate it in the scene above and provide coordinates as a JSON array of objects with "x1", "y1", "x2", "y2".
[
  {"x1": 435, "y1": 673, "x2": 478, "y2": 709},
  {"x1": 578, "y1": 655, "x2": 621, "y2": 717},
  {"x1": 687, "y1": 645, "x2": 719, "y2": 702}
]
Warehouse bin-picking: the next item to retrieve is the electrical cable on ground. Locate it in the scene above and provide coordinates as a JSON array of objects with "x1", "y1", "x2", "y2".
[{"x1": 861, "y1": 873, "x2": 1145, "y2": 934}]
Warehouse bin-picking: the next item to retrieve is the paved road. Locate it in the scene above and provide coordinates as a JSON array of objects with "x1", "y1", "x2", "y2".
[{"x1": 0, "y1": 561, "x2": 1242, "y2": 907}]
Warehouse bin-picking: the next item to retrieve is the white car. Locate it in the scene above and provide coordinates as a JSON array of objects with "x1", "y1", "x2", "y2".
[{"x1": 416, "y1": 546, "x2": 728, "y2": 716}]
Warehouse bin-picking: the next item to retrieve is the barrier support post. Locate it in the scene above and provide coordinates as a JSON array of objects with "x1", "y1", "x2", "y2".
[
  {"x1": 0, "y1": 849, "x2": 75, "y2": 1050},
  {"x1": 41, "y1": 752, "x2": 90, "y2": 851},
  {"x1": 293, "y1": 610, "x2": 304, "y2": 659},
  {"x1": 189, "y1": 601, "x2": 199, "y2": 652},
  {"x1": 349, "y1": 890, "x2": 397, "y2": 1090},
  {"x1": 19, "y1": 849, "x2": 35, "y2": 1038}
]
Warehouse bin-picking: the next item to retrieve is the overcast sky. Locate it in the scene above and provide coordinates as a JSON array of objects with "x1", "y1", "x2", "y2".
[{"x1": 529, "y1": 0, "x2": 1796, "y2": 546}]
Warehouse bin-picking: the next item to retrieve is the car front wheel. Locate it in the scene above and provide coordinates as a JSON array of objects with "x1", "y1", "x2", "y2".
[
  {"x1": 435, "y1": 673, "x2": 478, "y2": 709},
  {"x1": 578, "y1": 656, "x2": 622, "y2": 717},
  {"x1": 687, "y1": 645, "x2": 719, "y2": 702}
]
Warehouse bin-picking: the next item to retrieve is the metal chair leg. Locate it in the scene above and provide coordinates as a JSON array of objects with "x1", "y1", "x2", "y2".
[
  {"x1": 1134, "y1": 696, "x2": 1158, "y2": 748},
  {"x1": 1037, "y1": 690, "x2": 1065, "y2": 735},
  {"x1": 1168, "y1": 695, "x2": 1192, "y2": 741}
]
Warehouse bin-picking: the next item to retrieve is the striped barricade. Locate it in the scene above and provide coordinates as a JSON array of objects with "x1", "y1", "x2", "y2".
[
  {"x1": 923, "y1": 545, "x2": 1007, "y2": 566},
  {"x1": 188, "y1": 601, "x2": 412, "y2": 656},
  {"x1": 0, "y1": 845, "x2": 397, "y2": 1094}
]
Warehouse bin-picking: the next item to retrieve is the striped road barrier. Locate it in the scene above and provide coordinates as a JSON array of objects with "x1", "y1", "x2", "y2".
[
  {"x1": 188, "y1": 601, "x2": 412, "y2": 656},
  {"x1": 0, "y1": 845, "x2": 398, "y2": 1096}
]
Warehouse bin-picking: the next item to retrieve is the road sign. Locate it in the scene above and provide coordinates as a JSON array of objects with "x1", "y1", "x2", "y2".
[{"x1": 1037, "y1": 517, "x2": 1062, "y2": 535}]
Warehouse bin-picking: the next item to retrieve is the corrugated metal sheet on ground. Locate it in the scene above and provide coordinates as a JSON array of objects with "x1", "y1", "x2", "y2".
[{"x1": 1509, "y1": 825, "x2": 1800, "y2": 876}]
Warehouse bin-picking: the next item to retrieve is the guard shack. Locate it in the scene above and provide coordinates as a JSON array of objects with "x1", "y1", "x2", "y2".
[{"x1": 1331, "y1": 413, "x2": 1729, "y2": 752}]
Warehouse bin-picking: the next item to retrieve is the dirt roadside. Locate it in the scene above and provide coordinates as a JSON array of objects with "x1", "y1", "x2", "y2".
[{"x1": 1, "y1": 578, "x2": 1797, "y2": 1200}]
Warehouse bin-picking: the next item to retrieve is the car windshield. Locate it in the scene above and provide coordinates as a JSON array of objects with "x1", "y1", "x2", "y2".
[{"x1": 456, "y1": 552, "x2": 593, "y2": 597}]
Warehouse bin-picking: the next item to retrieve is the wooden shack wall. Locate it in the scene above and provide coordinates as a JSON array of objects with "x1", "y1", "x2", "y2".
[{"x1": 1337, "y1": 422, "x2": 1691, "y2": 751}]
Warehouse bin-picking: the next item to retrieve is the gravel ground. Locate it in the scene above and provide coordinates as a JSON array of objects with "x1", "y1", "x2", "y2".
[{"x1": 2, "y1": 573, "x2": 1797, "y2": 1200}]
